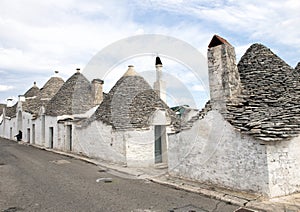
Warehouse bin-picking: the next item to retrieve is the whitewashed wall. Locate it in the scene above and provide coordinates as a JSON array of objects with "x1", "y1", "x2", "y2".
[
  {"x1": 168, "y1": 110, "x2": 270, "y2": 196},
  {"x1": 55, "y1": 123, "x2": 64, "y2": 150},
  {"x1": 267, "y1": 137, "x2": 300, "y2": 197},
  {"x1": 0, "y1": 116, "x2": 17, "y2": 140},
  {"x1": 20, "y1": 111, "x2": 33, "y2": 143},
  {"x1": 33, "y1": 116, "x2": 43, "y2": 146},
  {"x1": 74, "y1": 121, "x2": 126, "y2": 165},
  {"x1": 44, "y1": 116, "x2": 58, "y2": 148},
  {"x1": 125, "y1": 128, "x2": 155, "y2": 167},
  {"x1": 73, "y1": 121, "x2": 159, "y2": 167}
]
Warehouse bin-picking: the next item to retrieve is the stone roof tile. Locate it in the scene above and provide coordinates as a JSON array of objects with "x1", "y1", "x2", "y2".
[
  {"x1": 91, "y1": 66, "x2": 179, "y2": 130},
  {"x1": 5, "y1": 103, "x2": 17, "y2": 118},
  {"x1": 225, "y1": 43, "x2": 300, "y2": 141},
  {"x1": 24, "y1": 82, "x2": 40, "y2": 98},
  {"x1": 45, "y1": 72, "x2": 94, "y2": 116},
  {"x1": 22, "y1": 76, "x2": 64, "y2": 115}
]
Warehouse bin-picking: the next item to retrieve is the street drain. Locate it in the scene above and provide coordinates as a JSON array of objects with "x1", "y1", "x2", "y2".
[
  {"x1": 169, "y1": 204, "x2": 207, "y2": 212},
  {"x1": 96, "y1": 178, "x2": 113, "y2": 183},
  {"x1": 234, "y1": 208, "x2": 257, "y2": 212},
  {"x1": 3, "y1": 206, "x2": 23, "y2": 212}
]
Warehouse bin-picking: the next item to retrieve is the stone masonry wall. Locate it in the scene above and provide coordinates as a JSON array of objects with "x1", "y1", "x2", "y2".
[
  {"x1": 208, "y1": 43, "x2": 241, "y2": 114},
  {"x1": 73, "y1": 120, "x2": 126, "y2": 165},
  {"x1": 266, "y1": 137, "x2": 300, "y2": 197},
  {"x1": 168, "y1": 110, "x2": 270, "y2": 196}
]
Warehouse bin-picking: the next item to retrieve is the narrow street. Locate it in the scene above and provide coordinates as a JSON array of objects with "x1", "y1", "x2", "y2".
[{"x1": 0, "y1": 137, "x2": 239, "y2": 212}]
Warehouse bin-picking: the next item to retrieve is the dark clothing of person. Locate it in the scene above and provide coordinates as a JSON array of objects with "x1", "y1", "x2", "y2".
[{"x1": 15, "y1": 130, "x2": 22, "y2": 141}]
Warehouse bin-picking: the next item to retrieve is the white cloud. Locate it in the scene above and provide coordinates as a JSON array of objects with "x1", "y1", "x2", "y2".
[
  {"x1": 134, "y1": 0, "x2": 300, "y2": 64},
  {"x1": 0, "y1": 85, "x2": 14, "y2": 92},
  {"x1": 0, "y1": 0, "x2": 299, "y2": 104}
]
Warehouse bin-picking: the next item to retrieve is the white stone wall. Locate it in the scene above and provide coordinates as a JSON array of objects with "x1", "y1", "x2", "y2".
[
  {"x1": 73, "y1": 121, "x2": 159, "y2": 167},
  {"x1": 168, "y1": 110, "x2": 270, "y2": 195},
  {"x1": 0, "y1": 117, "x2": 17, "y2": 140},
  {"x1": 125, "y1": 128, "x2": 155, "y2": 167},
  {"x1": 33, "y1": 115, "x2": 43, "y2": 146},
  {"x1": 267, "y1": 137, "x2": 300, "y2": 197},
  {"x1": 20, "y1": 111, "x2": 33, "y2": 143},
  {"x1": 55, "y1": 123, "x2": 65, "y2": 150},
  {"x1": 44, "y1": 116, "x2": 58, "y2": 148},
  {"x1": 73, "y1": 121, "x2": 126, "y2": 164}
]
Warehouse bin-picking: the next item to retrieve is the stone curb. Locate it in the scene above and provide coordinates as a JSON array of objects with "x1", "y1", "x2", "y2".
[{"x1": 148, "y1": 178, "x2": 251, "y2": 208}]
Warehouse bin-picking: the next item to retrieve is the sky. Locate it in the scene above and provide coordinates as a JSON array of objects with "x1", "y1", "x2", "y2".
[{"x1": 0, "y1": 0, "x2": 299, "y2": 108}]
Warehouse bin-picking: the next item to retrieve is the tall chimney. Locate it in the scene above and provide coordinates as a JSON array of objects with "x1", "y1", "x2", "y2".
[
  {"x1": 153, "y1": 56, "x2": 166, "y2": 103},
  {"x1": 92, "y1": 79, "x2": 104, "y2": 105},
  {"x1": 207, "y1": 35, "x2": 241, "y2": 114}
]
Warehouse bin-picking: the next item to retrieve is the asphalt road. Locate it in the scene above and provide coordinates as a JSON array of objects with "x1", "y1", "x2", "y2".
[{"x1": 0, "y1": 137, "x2": 240, "y2": 212}]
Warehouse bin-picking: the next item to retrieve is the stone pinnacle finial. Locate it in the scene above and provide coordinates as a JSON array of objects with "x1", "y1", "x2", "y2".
[
  {"x1": 123, "y1": 65, "x2": 137, "y2": 76},
  {"x1": 76, "y1": 68, "x2": 80, "y2": 73}
]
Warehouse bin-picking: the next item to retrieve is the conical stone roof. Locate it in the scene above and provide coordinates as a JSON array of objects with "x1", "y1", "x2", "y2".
[
  {"x1": 92, "y1": 66, "x2": 179, "y2": 130},
  {"x1": 5, "y1": 103, "x2": 17, "y2": 118},
  {"x1": 23, "y1": 76, "x2": 64, "y2": 115},
  {"x1": 45, "y1": 72, "x2": 94, "y2": 116},
  {"x1": 40, "y1": 76, "x2": 65, "y2": 101},
  {"x1": 24, "y1": 82, "x2": 40, "y2": 98},
  {"x1": 225, "y1": 43, "x2": 300, "y2": 141}
]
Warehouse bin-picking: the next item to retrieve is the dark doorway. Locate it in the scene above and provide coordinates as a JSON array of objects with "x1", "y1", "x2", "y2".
[
  {"x1": 49, "y1": 127, "x2": 54, "y2": 148},
  {"x1": 66, "y1": 125, "x2": 72, "y2": 151},
  {"x1": 32, "y1": 124, "x2": 35, "y2": 144},
  {"x1": 155, "y1": 126, "x2": 162, "y2": 163},
  {"x1": 27, "y1": 128, "x2": 30, "y2": 143}
]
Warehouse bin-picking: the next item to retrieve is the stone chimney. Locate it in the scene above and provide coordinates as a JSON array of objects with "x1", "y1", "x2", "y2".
[
  {"x1": 207, "y1": 35, "x2": 241, "y2": 114},
  {"x1": 92, "y1": 79, "x2": 104, "y2": 105},
  {"x1": 153, "y1": 56, "x2": 166, "y2": 103},
  {"x1": 6, "y1": 98, "x2": 14, "y2": 107},
  {"x1": 18, "y1": 95, "x2": 26, "y2": 102}
]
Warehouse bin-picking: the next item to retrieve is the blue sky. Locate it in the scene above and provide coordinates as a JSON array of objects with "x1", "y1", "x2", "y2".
[{"x1": 0, "y1": 0, "x2": 299, "y2": 108}]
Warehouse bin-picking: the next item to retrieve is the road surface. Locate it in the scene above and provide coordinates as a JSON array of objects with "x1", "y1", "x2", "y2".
[{"x1": 0, "y1": 137, "x2": 240, "y2": 212}]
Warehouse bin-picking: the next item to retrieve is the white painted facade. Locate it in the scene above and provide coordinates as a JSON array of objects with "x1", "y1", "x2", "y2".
[
  {"x1": 168, "y1": 111, "x2": 269, "y2": 195},
  {"x1": 168, "y1": 110, "x2": 300, "y2": 197},
  {"x1": 72, "y1": 120, "x2": 167, "y2": 167},
  {"x1": 266, "y1": 137, "x2": 300, "y2": 197},
  {"x1": 0, "y1": 115, "x2": 17, "y2": 140}
]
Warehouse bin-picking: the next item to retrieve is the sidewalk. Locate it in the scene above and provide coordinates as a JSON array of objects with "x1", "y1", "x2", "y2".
[{"x1": 22, "y1": 141, "x2": 300, "y2": 212}]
